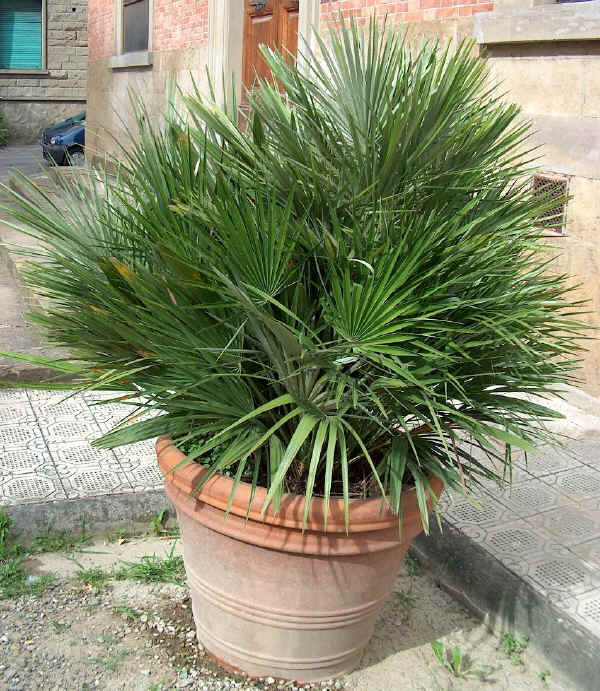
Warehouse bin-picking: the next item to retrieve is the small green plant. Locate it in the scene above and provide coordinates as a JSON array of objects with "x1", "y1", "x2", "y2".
[
  {"x1": 51, "y1": 620, "x2": 71, "y2": 634},
  {"x1": 0, "y1": 557, "x2": 56, "y2": 598},
  {"x1": 405, "y1": 553, "x2": 421, "y2": 577},
  {"x1": 98, "y1": 633, "x2": 120, "y2": 646},
  {"x1": 88, "y1": 649, "x2": 129, "y2": 672},
  {"x1": 31, "y1": 528, "x2": 91, "y2": 554},
  {"x1": 501, "y1": 632, "x2": 529, "y2": 665},
  {"x1": 74, "y1": 566, "x2": 111, "y2": 588},
  {"x1": 113, "y1": 604, "x2": 139, "y2": 621},
  {"x1": 149, "y1": 509, "x2": 168, "y2": 535},
  {"x1": 0, "y1": 510, "x2": 10, "y2": 550},
  {"x1": 430, "y1": 640, "x2": 494, "y2": 681},
  {"x1": 148, "y1": 509, "x2": 178, "y2": 537},
  {"x1": 538, "y1": 669, "x2": 551, "y2": 687},
  {"x1": 0, "y1": 511, "x2": 57, "y2": 598},
  {"x1": 114, "y1": 543, "x2": 186, "y2": 585},
  {"x1": 0, "y1": 110, "x2": 8, "y2": 148}
]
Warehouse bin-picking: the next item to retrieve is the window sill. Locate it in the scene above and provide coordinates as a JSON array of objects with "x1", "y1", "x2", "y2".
[
  {"x1": 474, "y1": 3, "x2": 600, "y2": 44},
  {"x1": 0, "y1": 69, "x2": 49, "y2": 76},
  {"x1": 109, "y1": 51, "x2": 153, "y2": 70}
]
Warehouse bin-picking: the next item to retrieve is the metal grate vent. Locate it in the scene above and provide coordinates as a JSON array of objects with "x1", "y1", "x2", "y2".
[{"x1": 532, "y1": 174, "x2": 568, "y2": 233}]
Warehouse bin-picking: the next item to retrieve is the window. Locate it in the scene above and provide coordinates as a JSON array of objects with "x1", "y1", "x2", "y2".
[
  {"x1": 123, "y1": 0, "x2": 149, "y2": 53},
  {"x1": 0, "y1": 0, "x2": 43, "y2": 70}
]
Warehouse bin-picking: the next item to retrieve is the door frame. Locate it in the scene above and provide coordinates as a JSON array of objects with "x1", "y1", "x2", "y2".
[{"x1": 207, "y1": 0, "x2": 320, "y2": 106}]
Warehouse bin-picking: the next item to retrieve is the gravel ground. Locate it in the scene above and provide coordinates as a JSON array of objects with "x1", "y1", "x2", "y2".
[{"x1": 0, "y1": 538, "x2": 573, "y2": 691}]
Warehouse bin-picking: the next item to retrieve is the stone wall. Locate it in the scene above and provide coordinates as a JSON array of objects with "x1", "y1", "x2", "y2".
[{"x1": 0, "y1": 0, "x2": 87, "y2": 142}]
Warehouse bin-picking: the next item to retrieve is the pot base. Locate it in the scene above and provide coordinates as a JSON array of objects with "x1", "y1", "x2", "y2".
[{"x1": 168, "y1": 483, "x2": 413, "y2": 682}]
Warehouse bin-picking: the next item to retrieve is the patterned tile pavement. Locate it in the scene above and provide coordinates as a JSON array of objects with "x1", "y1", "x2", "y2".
[
  {"x1": 442, "y1": 438, "x2": 600, "y2": 637},
  {"x1": 0, "y1": 388, "x2": 163, "y2": 505},
  {"x1": 1, "y1": 386, "x2": 600, "y2": 641}
]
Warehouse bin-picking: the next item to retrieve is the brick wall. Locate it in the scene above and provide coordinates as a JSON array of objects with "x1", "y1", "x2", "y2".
[
  {"x1": 154, "y1": 0, "x2": 209, "y2": 52},
  {"x1": 89, "y1": 0, "x2": 115, "y2": 60},
  {"x1": 320, "y1": 0, "x2": 494, "y2": 27},
  {"x1": 89, "y1": 0, "x2": 210, "y2": 60}
]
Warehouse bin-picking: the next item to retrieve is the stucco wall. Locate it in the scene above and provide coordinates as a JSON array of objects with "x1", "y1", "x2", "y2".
[
  {"x1": 86, "y1": 46, "x2": 210, "y2": 160},
  {"x1": 476, "y1": 1, "x2": 600, "y2": 396},
  {"x1": 0, "y1": 0, "x2": 87, "y2": 142}
]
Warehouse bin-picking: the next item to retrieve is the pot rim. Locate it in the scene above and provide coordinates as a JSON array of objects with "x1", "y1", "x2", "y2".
[{"x1": 157, "y1": 436, "x2": 444, "y2": 534}]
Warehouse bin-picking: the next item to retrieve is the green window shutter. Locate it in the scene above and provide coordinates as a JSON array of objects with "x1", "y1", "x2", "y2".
[{"x1": 0, "y1": 0, "x2": 43, "y2": 70}]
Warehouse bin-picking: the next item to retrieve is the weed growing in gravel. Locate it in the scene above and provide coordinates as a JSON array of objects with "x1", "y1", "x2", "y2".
[
  {"x1": 31, "y1": 528, "x2": 91, "y2": 554},
  {"x1": 51, "y1": 620, "x2": 71, "y2": 634},
  {"x1": 0, "y1": 557, "x2": 56, "y2": 598},
  {"x1": 539, "y1": 669, "x2": 552, "y2": 687},
  {"x1": 88, "y1": 649, "x2": 130, "y2": 672},
  {"x1": 113, "y1": 604, "x2": 140, "y2": 621},
  {"x1": 501, "y1": 632, "x2": 529, "y2": 665},
  {"x1": 98, "y1": 634, "x2": 120, "y2": 646},
  {"x1": 114, "y1": 543, "x2": 186, "y2": 586},
  {"x1": 0, "y1": 510, "x2": 57, "y2": 598},
  {"x1": 430, "y1": 640, "x2": 495, "y2": 681},
  {"x1": 74, "y1": 566, "x2": 111, "y2": 588}
]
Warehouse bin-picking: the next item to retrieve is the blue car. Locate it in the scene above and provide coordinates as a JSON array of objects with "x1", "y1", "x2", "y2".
[{"x1": 41, "y1": 112, "x2": 86, "y2": 166}]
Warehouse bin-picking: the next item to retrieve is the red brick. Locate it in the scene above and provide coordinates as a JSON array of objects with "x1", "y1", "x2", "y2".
[{"x1": 435, "y1": 7, "x2": 457, "y2": 18}]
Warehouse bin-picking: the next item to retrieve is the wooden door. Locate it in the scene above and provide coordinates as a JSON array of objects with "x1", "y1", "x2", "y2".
[{"x1": 242, "y1": 0, "x2": 299, "y2": 93}]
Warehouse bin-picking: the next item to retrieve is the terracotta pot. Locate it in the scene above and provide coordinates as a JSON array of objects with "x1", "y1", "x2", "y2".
[{"x1": 157, "y1": 436, "x2": 443, "y2": 682}]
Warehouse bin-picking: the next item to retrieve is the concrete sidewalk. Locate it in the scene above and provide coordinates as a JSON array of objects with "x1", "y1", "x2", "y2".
[{"x1": 0, "y1": 144, "x2": 45, "y2": 181}]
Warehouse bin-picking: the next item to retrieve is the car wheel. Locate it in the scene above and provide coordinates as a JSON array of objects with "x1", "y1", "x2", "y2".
[{"x1": 69, "y1": 148, "x2": 85, "y2": 166}]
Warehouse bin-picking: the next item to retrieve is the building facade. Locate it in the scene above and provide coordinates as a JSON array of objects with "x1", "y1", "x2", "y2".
[
  {"x1": 0, "y1": 0, "x2": 88, "y2": 142},
  {"x1": 87, "y1": 0, "x2": 600, "y2": 397}
]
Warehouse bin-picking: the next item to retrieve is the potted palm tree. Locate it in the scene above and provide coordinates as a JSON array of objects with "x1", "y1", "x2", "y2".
[{"x1": 1, "y1": 17, "x2": 586, "y2": 683}]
